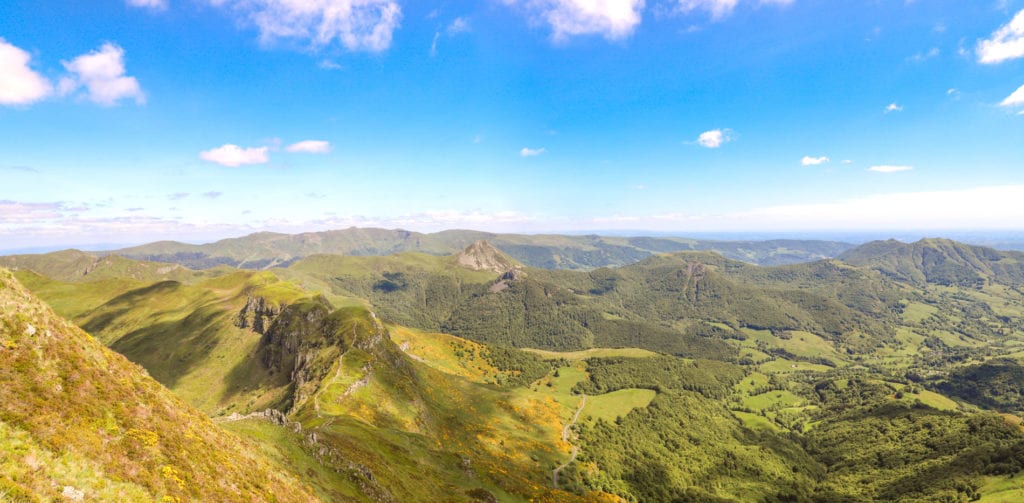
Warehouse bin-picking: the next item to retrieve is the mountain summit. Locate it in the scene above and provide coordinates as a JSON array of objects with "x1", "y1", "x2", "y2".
[{"x1": 455, "y1": 240, "x2": 517, "y2": 273}]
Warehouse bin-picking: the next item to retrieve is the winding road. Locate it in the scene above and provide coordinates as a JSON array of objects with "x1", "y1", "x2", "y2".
[{"x1": 552, "y1": 394, "x2": 586, "y2": 489}]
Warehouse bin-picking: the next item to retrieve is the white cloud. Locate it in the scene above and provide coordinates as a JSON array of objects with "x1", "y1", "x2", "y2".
[
  {"x1": 801, "y1": 156, "x2": 829, "y2": 166},
  {"x1": 60, "y1": 43, "x2": 145, "y2": 106},
  {"x1": 841, "y1": 159, "x2": 853, "y2": 164},
  {"x1": 318, "y1": 59, "x2": 343, "y2": 70},
  {"x1": 199, "y1": 144, "x2": 270, "y2": 167},
  {"x1": 695, "y1": 128, "x2": 733, "y2": 148},
  {"x1": 909, "y1": 47, "x2": 939, "y2": 62},
  {"x1": 584, "y1": 185, "x2": 1024, "y2": 232},
  {"x1": 432, "y1": 16, "x2": 471, "y2": 56},
  {"x1": 884, "y1": 102, "x2": 903, "y2": 113},
  {"x1": 676, "y1": 0, "x2": 738, "y2": 20},
  {"x1": 447, "y1": 17, "x2": 471, "y2": 35},
  {"x1": 868, "y1": 165, "x2": 913, "y2": 173},
  {"x1": 734, "y1": 185, "x2": 1024, "y2": 230},
  {"x1": 675, "y1": 0, "x2": 791, "y2": 20},
  {"x1": 977, "y1": 9, "x2": 1024, "y2": 64},
  {"x1": 520, "y1": 147, "x2": 546, "y2": 156},
  {"x1": 126, "y1": 0, "x2": 167, "y2": 9},
  {"x1": 0, "y1": 39, "x2": 53, "y2": 106},
  {"x1": 510, "y1": 0, "x2": 645, "y2": 41},
  {"x1": 999, "y1": 84, "x2": 1024, "y2": 107},
  {"x1": 216, "y1": 0, "x2": 402, "y2": 52},
  {"x1": 285, "y1": 140, "x2": 332, "y2": 153}
]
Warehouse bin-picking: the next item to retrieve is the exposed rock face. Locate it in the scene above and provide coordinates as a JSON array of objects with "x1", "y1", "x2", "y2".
[
  {"x1": 234, "y1": 295, "x2": 283, "y2": 335},
  {"x1": 455, "y1": 240, "x2": 516, "y2": 274}
]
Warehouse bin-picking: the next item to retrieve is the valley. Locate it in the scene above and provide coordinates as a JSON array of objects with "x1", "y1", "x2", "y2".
[{"x1": 4, "y1": 235, "x2": 1024, "y2": 501}]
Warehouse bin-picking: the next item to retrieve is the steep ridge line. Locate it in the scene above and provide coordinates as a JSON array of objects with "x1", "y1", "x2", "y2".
[{"x1": 552, "y1": 394, "x2": 587, "y2": 489}]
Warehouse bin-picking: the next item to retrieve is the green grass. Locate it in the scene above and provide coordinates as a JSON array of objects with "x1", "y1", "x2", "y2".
[
  {"x1": 732, "y1": 372, "x2": 771, "y2": 395},
  {"x1": 758, "y1": 359, "x2": 834, "y2": 374},
  {"x1": 902, "y1": 301, "x2": 938, "y2": 324},
  {"x1": 741, "y1": 390, "x2": 805, "y2": 411},
  {"x1": 522, "y1": 347, "x2": 658, "y2": 361},
  {"x1": 581, "y1": 388, "x2": 657, "y2": 424},
  {"x1": 737, "y1": 328, "x2": 845, "y2": 366},
  {"x1": 979, "y1": 473, "x2": 1024, "y2": 502}
]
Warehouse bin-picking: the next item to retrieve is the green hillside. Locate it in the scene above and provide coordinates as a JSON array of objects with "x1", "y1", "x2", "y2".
[
  {"x1": 840, "y1": 238, "x2": 1024, "y2": 287},
  {"x1": 0, "y1": 268, "x2": 317, "y2": 502}
]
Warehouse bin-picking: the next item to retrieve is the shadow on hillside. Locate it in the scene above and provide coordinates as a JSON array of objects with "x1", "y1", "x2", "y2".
[{"x1": 106, "y1": 303, "x2": 228, "y2": 389}]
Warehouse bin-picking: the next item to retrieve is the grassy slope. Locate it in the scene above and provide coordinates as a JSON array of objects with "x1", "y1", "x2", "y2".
[
  {"x1": 0, "y1": 268, "x2": 317, "y2": 502},
  {"x1": 16, "y1": 269, "x2": 313, "y2": 416}
]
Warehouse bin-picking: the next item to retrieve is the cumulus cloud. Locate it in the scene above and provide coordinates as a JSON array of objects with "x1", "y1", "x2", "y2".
[
  {"x1": 977, "y1": 9, "x2": 1024, "y2": 64},
  {"x1": 199, "y1": 144, "x2": 270, "y2": 167},
  {"x1": 694, "y1": 128, "x2": 733, "y2": 148},
  {"x1": 520, "y1": 147, "x2": 546, "y2": 156},
  {"x1": 0, "y1": 39, "x2": 53, "y2": 106},
  {"x1": 216, "y1": 0, "x2": 402, "y2": 52},
  {"x1": 126, "y1": 0, "x2": 167, "y2": 9},
  {"x1": 60, "y1": 43, "x2": 145, "y2": 106},
  {"x1": 286, "y1": 140, "x2": 332, "y2": 153},
  {"x1": 884, "y1": 102, "x2": 903, "y2": 113},
  {"x1": 801, "y1": 156, "x2": 829, "y2": 166},
  {"x1": 868, "y1": 165, "x2": 913, "y2": 173},
  {"x1": 1000, "y1": 84, "x2": 1024, "y2": 107},
  {"x1": 508, "y1": 0, "x2": 645, "y2": 41}
]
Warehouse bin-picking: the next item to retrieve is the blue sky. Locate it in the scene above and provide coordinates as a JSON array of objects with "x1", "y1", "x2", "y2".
[{"x1": 1, "y1": 0, "x2": 1023, "y2": 250}]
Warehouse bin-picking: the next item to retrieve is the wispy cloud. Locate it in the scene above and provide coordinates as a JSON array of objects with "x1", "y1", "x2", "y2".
[
  {"x1": 801, "y1": 156, "x2": 829, "y2": 166},
  {"x1": 203, "y1": 191, "x2": 223, "y2": 199},
  {"x1": 167, "y1": 192, "x2": 190, "y2": 200},
  {"x1": 318, "y1": 59, "x2": 343, "y2": 70},
  {"x1": 674, "y1": 0, "x2": 793, "y2": 21},
  {"x1": 909, "y1": 47, "x2": 939, "y2": 62},
  {"x1": 199, "y1": 144, "x2": 270, "y2": 167},
  {"x1": 520, "y1": 147, "x2": 546, "y2": 157},
  {"x1": 0, "y1": 38, "x2": 53, "y2": 106},
  {"x1": 126, "y1": 0, "x2": 167, "y2": 10},
  {"x1": 285, "y1": 140, "x2": 332, "y2": 153},
  {"x1": 977, "y1": 8, "x2": 1024, "y2": 64},
  {"x1": 431, "y1": 16, "x2": 471, "y2": 56},
  {"x1": 884, "y1": 102, "x2": 903, "y2": 113},
  {"x1": 694, "y1": 128, "x2": 733, "y2": 148},
  {"x1": 0, "y1": 165, "x2": 40, "y2": 173},
  {"x1": 59, "y1": 43, "x2": 146, "y2": 106},
  {"x1": 868, "y1": 165, "x2": 913, "y2": 173},
  {"x1": 214, "y1": 0, "x2": 402, "y2": 52}
]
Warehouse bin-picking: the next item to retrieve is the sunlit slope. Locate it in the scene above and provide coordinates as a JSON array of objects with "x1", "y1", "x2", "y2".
[
  {"x1": 840, "y1": 238, "x2": 1024, "y2": 287},
  {"x1": 14, "y1": 269, "x2": 314, "y2": 415},
  {"x1": 0, "y1": 268, "x2": 317, "y2": 502}
]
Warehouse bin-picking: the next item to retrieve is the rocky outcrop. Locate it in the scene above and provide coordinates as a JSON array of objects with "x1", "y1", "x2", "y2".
[
  {"x1": 234, "y1": 295, "x2": 284, "y2": 335},
  {"x1": 455, "y1": 240, "x2": 516, "y2": 274}
]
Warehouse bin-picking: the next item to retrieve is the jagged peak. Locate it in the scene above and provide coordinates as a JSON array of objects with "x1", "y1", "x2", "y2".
[{"x1": 455, "y1": 240, "x2": 516, "y2": 274}]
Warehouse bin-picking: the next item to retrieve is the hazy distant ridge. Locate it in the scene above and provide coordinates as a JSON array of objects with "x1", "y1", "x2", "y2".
[{"x1": 107, "y1": 227, "x2": 856, "y2": 270}]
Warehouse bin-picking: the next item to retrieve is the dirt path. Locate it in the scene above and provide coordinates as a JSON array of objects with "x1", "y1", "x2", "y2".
[{"x1": 552, "y1": 394, "x2": 586, "y2": 489}]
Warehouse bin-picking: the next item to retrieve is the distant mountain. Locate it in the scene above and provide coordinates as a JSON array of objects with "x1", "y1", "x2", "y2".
[
  {"x1": 839, "y1": 238, "x2": 1024, "y2": 287},
  {"x1": 102, "y1": 227, "x2": 855, "y2": 270},
  {"x1": 0, "y1": 268, "x2": 316, "y2": 502}
]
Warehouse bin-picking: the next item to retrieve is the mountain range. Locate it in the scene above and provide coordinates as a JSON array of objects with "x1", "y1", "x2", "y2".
[{"x1": 4, "y1": 230, "x2": 1024, "y2": 501}]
